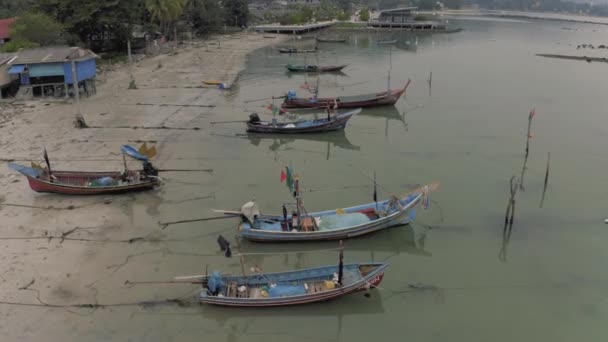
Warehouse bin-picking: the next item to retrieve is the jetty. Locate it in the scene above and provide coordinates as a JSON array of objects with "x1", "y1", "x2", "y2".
[{"x1": 253, "y1": 21, "x2": 335, "y2": 34}]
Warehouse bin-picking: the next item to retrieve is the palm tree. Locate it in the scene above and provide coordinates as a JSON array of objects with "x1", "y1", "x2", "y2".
[{"x1": 145, "y1": 0, "x2": 187, "y2": 37}]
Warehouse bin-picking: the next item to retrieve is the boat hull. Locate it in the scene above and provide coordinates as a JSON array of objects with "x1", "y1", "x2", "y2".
[
  {"x1": 21, "y1": 170, "x2": 158, "y2": 195},
  {"x1": 239, "y1": 193, "x2": 421, "y2": 242},
  {"x1": 286, "y1": 65, "x2": 347, "y2": 72},
  {"x1": 282, "y1": 81, "x2": 410, "y2": 109},
  {"x1": 246, "y1": 109, "x2": 358, "y2": 134},
  {"x1": 199, "y1": 263, "x2": 386, "y2": 307},
  {"x1": 316, "y1": 38, "x2": 346, "y2": 43}
]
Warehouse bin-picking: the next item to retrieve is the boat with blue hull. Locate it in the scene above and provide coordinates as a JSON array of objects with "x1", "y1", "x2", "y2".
[
  {"x1": 215, "y1": 170, "x2": 437, "y2": 242},
  {"x1": 239, "y1": 193, "x2": 422, "y2": 242},
  {"x1": 199, "y1": 262, "x2": 387, "y2": 307},
  {"x1": 246, "y1": 108, "x2": 360, "y2": 134}
]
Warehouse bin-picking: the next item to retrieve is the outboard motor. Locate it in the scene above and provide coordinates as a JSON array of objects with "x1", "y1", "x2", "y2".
[
  {"x1": 287, "y1": 90, "x2": 297, "y2": 100},
  {"x1": 142, "y1": 161, "x2": 158, "y2": 177},
  {"x1": 249, "y1": 112, "x2": 261, "y2": 123}
]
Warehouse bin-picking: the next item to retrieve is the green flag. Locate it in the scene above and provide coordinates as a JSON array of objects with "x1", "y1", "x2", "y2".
[{"x1": 285, "y1": 166, "x2": 294, "y2": 193}]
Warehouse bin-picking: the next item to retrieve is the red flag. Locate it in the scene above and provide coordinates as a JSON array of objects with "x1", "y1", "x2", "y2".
[
  {"x1": 529, "y1": 108, "x2": 536, "y2": 120},
  {"x1": 280, "y1": 169, "x2": 287, "y2": 183}
]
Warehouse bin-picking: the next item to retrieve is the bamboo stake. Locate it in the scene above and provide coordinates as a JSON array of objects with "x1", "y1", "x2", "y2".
[
  {"x1": 159, "y1": 215, "x2": 236, "y2": 229},
  {"x1": 540, "y1": 152, "x2": 551, "y2": 208},
  {"x1": 235, "y1": 235, "x2": 247, "y2": 283}
]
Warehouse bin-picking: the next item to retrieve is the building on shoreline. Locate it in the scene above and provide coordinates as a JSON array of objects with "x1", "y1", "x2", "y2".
[
  {"x1": 6, "y1": 47, "x2": 98, "y2": 100},
  {"x1": 368, "y1": 7, "x2": 447, "y2": 30},
  {"x1": 0, "y1": 18, "x2": 16, "y2": 46}
]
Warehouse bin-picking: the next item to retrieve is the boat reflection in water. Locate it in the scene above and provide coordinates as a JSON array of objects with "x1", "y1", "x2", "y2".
[
  {"x1": 201, "y1": 288, "x2": 385, "y2": 341},
  {"x1": 245, "y1": 129, "x2": 360, "y2": 160},
  {"x1": 240, "y1": 224, "x2": 430, "y2": 269},
  {"x1": 359, "y1": 105, "x2": 408, "y2": 139}
]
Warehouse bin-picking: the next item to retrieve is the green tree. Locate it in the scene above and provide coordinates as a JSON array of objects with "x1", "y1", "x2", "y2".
[
  {"x1": 10, "y1": 12, "x2": 64, "y2": 46},
  {"x1": 223, "y1": 0, "x2": 248, "y2": 27},
  {"x1": 185, "y1": 0, "x2": 224, "y2": 34},
  {"x1": 35, "y1": 0, "x2": 146, "y2": 49},
  {"x1": 301, "y1": 5, "x2": 314, "y2": 23},
  {"x1": 145, "y1": 0, "x2": 187, "y2": 36},
  {"x1": 0, "y1": 39, "x2": 39, "y2": 52},
  {"x1": 0, "y1": 0, "x2": 35, "y2": 19},
  {"x1": 316, "y1": 0, "x2": 339, "y2": 21},
  {"x1": 359, "y1": 7, "x2": 370, "y2": 21}
]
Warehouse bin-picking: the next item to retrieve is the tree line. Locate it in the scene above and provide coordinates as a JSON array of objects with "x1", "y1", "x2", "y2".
[{"x1": 0, "y1": 0, "x2": 249, "y2": 52}]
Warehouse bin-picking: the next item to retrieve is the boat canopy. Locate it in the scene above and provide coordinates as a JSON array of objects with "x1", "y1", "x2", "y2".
[{"x1": 241, "y1": 201, "x2": 261, "y2": 223}]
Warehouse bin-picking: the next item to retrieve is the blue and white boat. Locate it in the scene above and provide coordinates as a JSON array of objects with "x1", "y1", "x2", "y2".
[
  {"x1": 215, "y1": 179, "x2": 437, "y2": 242},
  {"x1": 199, "y1": 262, "x2": 387, "y2": 307}
]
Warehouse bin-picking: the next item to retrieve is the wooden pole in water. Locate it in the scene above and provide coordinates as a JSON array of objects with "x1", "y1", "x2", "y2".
[
  {"x1": 428, "y1": 70, "x2": 432, "y2": 96},
  {"x1": 338, "y1": 240, "x2": 344, "y2": 286},
  {"x1": 540, "y1": 152, "x2": 551, "y2": 208},
  {"x1": 520, "y1": 109, "x2": 536, "y2": 191},
  {"x1": 71, "y1": 60, "x2": 81, "y2": 115},
  {"x1": 235, "y1": 235, "x2": 247, "y2": 283}
]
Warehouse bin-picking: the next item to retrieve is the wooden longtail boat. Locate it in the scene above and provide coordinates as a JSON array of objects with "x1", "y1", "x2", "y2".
[
  {"x1": 278, "y1": 47, "x2": 318, "y2": 54},
  {"x1": 215, "y1": 170, "x2": 437, "y2": 242},
  {"x1": 316, "y1": 37, "x2": 346, "y2": 43},
  {"x1": 199, "y1": 262, "x2": 387, "y2": 307},
  {"x1": 236, "y1": 192, "x2": 422, "y2": 242},
  {"x1": 282, "y1": 80, "x2": 411, "y2": 109},
  {"x1": 8, "y1": 145, "x2": 160, "y2": 195},
  {"x1": 246, "y1": 108, "x2": 360, "y2": 134},
  {"x1": 286, "y1": 64, "x2": 347, "y2": 72}
]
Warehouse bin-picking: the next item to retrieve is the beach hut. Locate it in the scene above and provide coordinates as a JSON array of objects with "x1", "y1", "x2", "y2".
[{"x1": 7, "y1": 46, "x2": 98, "y2": 99}]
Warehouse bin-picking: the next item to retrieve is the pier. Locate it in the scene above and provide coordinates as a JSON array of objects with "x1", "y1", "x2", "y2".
[{"x1": 253, "y1": 21, "x2": 335, "y2": 34}]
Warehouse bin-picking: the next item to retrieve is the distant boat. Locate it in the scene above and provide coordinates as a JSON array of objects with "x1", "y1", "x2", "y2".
[
  {"x1": 246, "y1": 108, "x2": 360, "y2": 134},
  {"x1": 198, "y1": 262, "x2": 388, "y2": 307},
  {"x1": 316, "y1": 37, "x2": 346, "y2": 43},
  {"x1": 378, "y1": 40, "x2": 397, "y2": 45},
  {"x1": 278, "y1": 47, "x2": 318, "y2": 53},
  {"x1": 282, "y1": 80, "x2": 411, "y2": 109},
  {"x1": 286, "y1": 64, "x2": 347, "y2": 72}
]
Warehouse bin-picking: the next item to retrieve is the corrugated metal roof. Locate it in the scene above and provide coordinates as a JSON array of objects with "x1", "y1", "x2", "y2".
[
  {"x1": 11, "y1": 47, "x2": 98, "y2": 65},
  {"x1": 378, "y1": 7, "x2": 418, "y2": 14},
  {"x1": 0, "y1": 18, "x2": 16, "y2": 39},
  {"x1": 0, "y1": 53, "x2": 17, "y2": 66}
]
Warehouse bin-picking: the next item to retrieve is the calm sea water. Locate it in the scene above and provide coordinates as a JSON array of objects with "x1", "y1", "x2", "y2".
[{"x1": 35, "y1": 18, "x2": 608, "y2": 341}]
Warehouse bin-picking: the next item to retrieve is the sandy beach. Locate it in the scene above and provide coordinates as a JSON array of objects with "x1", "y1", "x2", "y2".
[{"x1": 0, "y1": 31, "x2": 289, "y2": 341}]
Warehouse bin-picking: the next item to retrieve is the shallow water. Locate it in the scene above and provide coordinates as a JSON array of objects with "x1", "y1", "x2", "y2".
[
  {"x1": 6, "y1": 18, "x2": 608, "y2": 341},
  {"x1": 143, "y1": 18, "x2": 608, "y2": 341}
]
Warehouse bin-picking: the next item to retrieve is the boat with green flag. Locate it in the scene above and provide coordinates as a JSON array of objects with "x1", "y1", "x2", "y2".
[{"x1": 214, "y1": 166, "x2": 438, "y2": 242}]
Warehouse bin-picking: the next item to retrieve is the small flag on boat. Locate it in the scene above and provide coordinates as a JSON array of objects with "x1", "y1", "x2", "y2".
[
  {"x1": 422, "y1": 185, "x2": 430, "y2": 209},
  {"x1": 282, "y1": 166, "x2": 294, "y2": 193},
  {"x1": 138, "y1": 143, "x2": 157, "y2": 159},
  {"x1": 529, "y1": 108, "x2": 536, "y2": 120},
  {"x1": 373, "y1": 171, "x2": 377, "y2": 203}
]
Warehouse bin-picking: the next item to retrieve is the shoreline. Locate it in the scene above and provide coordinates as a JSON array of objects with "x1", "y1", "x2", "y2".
[{"x1": 0, "y1": 30, "x2": 290, "y2": 341}]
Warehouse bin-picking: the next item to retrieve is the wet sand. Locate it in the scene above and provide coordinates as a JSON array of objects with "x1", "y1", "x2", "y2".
[{"x1": 0, "y1": 31, "x2": 289, "y2": 341}]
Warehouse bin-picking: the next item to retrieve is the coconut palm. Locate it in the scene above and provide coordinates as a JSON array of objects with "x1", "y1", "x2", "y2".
[{"x1": 145, "y1": 0, "x2": 187, "y2": 36}]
